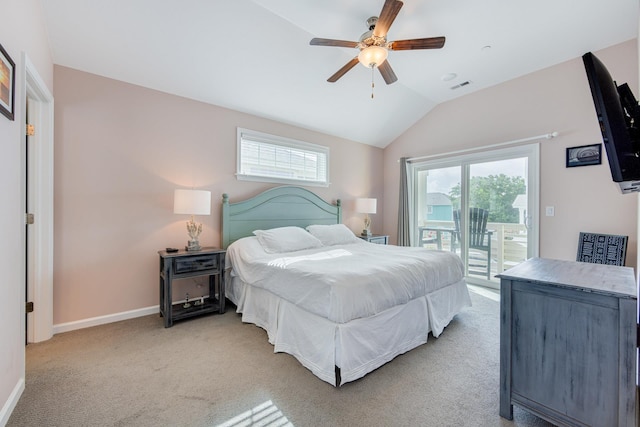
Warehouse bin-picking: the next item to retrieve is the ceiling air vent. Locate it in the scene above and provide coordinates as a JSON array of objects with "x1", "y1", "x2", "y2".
[{"x1": 450, "y1": 80, "x2": 472, "y2": 90}]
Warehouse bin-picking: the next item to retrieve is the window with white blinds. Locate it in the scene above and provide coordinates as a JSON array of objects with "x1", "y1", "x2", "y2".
[{"x1": 237, "y1": 128, "x2": 330, "y2": 187}]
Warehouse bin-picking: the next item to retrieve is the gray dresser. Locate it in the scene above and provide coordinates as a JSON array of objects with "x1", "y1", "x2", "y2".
[{"x1": 498, "y1": 257, "x2": 636, "y2": 427}]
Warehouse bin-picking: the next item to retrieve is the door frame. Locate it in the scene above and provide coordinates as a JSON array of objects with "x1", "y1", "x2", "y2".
[
  {"x1": 410, "y1": 144, "x2": 540, "y2": 288},
  {"x1": 22, "y1": 53, "x2": 54, "y2": 343}
]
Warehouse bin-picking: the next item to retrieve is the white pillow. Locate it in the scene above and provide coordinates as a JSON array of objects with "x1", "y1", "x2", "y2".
[
  {"x1": 306, "y1": 224, "x2": 360, "y2": 246},
  {"x1": 227, "y1": 236, "x2": 270, "y2": 260},
  {"x1": 253, "y1": 226, "x2": 323, "y2": 253}
]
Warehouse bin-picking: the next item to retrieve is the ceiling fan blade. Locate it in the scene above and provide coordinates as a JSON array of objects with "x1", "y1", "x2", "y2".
[
  {"x1": 310, "y1": 38, "x2": 358, "y2": 48},
  {"x1": 328, "y1": 57, "x2": 360, "y2": 83},
  {"x1": 373, "y1": 0, "x2": 404, "y2": 38},
  {"x1": 378, "y1": 60, "x2": 398, "y2": 85},
  {"x1": 389, "y1": 36, "x2": 446, "y2": 51}
]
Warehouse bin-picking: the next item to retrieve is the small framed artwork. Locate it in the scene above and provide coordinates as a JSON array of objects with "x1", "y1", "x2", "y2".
[
  {"x1": 0, "y1": 43, "x2": 15, "y2": 121},
  {"x1": 566, "y1": 143, "x2": 602, "y2": 168}
]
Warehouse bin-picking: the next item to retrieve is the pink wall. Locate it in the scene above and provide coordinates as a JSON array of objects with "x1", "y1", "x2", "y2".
[
  {"x1": 53, "y1": 65, "x2": 384, "y2": 325},
  {"x1": 0, "y1": 0, "x2": 53, "y2": 420},
  {"x1": 383, "y1": 40, "x2": 638, "y2": 269},
  {"x1": 50, "y1": 39, "x2": 640, "y2": 325}
]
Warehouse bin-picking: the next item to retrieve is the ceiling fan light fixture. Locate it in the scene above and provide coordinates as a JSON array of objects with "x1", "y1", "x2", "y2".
[
  {"x1": 358, "y1": 45, "x2": 388, "y2": 68},
  {"x1": 311, "y1": 0, "x2": 445, "y2": 85}
]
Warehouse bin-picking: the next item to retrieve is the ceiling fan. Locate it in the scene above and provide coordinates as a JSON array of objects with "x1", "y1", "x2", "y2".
[{"x1": 310, "y1": 0, "x2": 446, "y2": 85}]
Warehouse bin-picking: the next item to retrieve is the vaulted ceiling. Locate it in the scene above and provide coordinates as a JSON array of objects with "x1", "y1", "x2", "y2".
[{"x1": 40, "y1": 0, "x2": 638, "y2": 148}]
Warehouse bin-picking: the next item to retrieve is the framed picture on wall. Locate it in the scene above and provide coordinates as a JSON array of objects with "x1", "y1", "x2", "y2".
[
  {"x1": 0, "y1": 43, "x2": 15, "y2": 121},
  {"x1": 566, "y1": 143, "x2": 602, "y2": 168}
]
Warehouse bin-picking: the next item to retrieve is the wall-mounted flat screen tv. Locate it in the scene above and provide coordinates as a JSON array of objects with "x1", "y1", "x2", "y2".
[{"x1": 582, "y1": 52, "x2": 640, "y2": 193}]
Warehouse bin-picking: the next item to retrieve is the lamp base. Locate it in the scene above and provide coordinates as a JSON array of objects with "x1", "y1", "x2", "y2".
[
  {"x1": 186, "y1": 240, "x2": 201, "y2": 252},
  {"x1": 361, "y1": 229, "x2": 372, "y2": 237}
]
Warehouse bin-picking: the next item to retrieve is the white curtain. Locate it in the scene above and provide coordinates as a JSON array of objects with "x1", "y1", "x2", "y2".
[{"x1": 397, "y1": 157, "x2": 411, "y2": 246}]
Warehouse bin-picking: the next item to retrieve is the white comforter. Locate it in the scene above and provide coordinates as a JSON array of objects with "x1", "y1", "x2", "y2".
[{"x1": 226, "y1": 237, "x2": 465, "y2": 324}]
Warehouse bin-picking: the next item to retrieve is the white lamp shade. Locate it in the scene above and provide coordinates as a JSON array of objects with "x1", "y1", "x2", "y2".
[
  {"x1": 173, "y1": 189, "x2": 211, "y2": 215},
  {"x1": 358, "y1": 46, "x2": 388, "y2": 68},
  {"x1": 355, "y1": 198, "x2": 377, "y2": 214}
]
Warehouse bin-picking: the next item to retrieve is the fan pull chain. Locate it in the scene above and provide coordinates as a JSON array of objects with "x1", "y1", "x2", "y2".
[{"x1": 371, "y1": 66, "x2": 375, "y2": 99}]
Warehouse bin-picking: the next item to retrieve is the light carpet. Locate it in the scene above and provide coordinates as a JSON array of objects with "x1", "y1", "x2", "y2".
[{"x1": 8, "y1": 290, "x2": 552, "y2": 426}]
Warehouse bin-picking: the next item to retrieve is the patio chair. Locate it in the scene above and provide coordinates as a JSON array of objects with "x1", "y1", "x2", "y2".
[
  {"x1": 576, "y1": 232, "x2": 628, "y2": 266},
  {"x1": 453, "y1": 208, "x2": 493, "y2": 279},
  {"x1": 418, "y1": 227, "x2": 442, "y2": 249}
]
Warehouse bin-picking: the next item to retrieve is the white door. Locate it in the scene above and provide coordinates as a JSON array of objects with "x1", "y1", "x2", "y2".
[{"x1": 23, "y1": 57, "x2": 55, "y2": 343}]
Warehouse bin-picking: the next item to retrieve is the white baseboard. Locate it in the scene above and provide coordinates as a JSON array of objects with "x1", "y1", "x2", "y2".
[
  {"x1": 53, "y1": 305, "x2": 159, "y2": 335},
  {"x1": 0, "y1": 378, "x2": 24, "y2": 427}
]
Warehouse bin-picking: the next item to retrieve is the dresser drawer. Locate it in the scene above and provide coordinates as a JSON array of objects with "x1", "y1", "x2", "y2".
[{"x1": 174, "y1": 254, "x2": 218, "y2": 273}]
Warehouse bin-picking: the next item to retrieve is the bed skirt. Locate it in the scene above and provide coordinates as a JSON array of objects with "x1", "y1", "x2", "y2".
[{"x1": 226, "y1": 273, "x2": 471, "y2": 386}]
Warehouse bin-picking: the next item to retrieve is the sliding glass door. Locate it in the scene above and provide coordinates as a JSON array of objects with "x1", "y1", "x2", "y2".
[{"x1": 411, "y1": 145, "x2": 539, "y2": 288}]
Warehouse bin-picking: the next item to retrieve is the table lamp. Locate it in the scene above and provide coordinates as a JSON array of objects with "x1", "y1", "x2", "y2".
[
  {"x1": 174, "y1": 189, "x2": 211, "y2": 251},
  {"x1": 355, "y1": 198, "x2": 377, "y2": 237}
]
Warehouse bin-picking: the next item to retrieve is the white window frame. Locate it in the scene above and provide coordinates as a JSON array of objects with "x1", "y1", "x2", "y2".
[
  {"x1": 236, "y1": 128, "x2": 330, "y2": 187},
  {"x1": 409, "y1": 143, "x2": 540, "y2": 288}
]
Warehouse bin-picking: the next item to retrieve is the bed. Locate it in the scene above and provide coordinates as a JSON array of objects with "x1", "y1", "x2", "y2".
[{"x1": 222, "y1": 186, "x2": 471, "y2": 386}]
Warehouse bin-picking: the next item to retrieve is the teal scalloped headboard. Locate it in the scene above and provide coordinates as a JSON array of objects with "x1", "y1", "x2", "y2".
[{"x1": 221, "y1": 186, "x2": 342, "y2": 248}]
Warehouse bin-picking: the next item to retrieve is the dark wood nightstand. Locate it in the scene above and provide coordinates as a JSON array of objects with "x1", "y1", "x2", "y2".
[
  {"x1": 359, "y1": 234, "x2": 389, "y2": 245},
  {"x1": 158, "y1": 247, "x2": 225, "y2": 328}
]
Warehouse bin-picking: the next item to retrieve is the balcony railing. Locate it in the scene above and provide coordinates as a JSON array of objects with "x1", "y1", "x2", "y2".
[{"x1": 417, "y1": 220, "x2": 528, "y2": 281}]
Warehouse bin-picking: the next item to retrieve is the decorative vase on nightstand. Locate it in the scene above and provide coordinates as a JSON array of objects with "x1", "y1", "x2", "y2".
[{"x1": 185, "y1": 219, "x2": 203, "y2": 251}]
